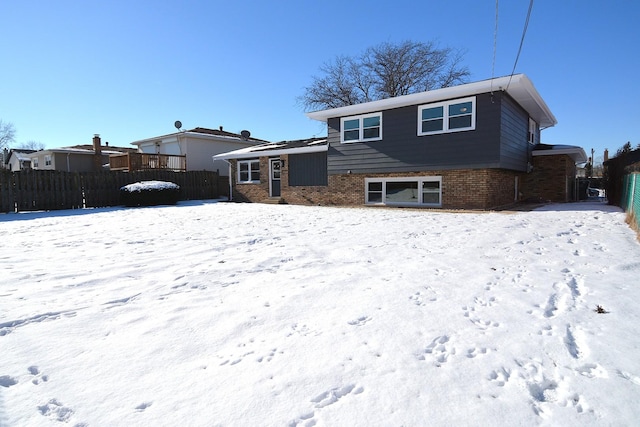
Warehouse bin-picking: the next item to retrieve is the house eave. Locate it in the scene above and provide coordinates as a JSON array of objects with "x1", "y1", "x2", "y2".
[
  {"x1": 532, "y1": 145, "x2": 588, "y2": 164},
  {"x1": 130, "y1": 132, "x2": 262, "y2": 146},
  {"x1": 214, "y1": 144, "x2": 328, "y2": 160},
  {"x1": 306, "y1": 74, "x2": 557, "y2": 129}
]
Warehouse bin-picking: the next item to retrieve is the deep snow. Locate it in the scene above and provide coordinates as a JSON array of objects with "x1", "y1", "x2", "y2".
[{"x1": 1, "y1": 200, "x2": 639, "y2": 426}]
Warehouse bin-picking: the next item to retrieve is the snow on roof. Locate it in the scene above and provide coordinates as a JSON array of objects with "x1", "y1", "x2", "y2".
[
  {"x1": 214, "y1": 138, "x2": 328, "y2": 160},
  {"x1": 306, "y1": 74, "x2": 557, "y2": 129}
]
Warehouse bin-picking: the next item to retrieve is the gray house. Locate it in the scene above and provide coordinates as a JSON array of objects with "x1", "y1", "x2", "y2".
[{"x1": 216, "y1": 74, "x2": 586, "y2": 209}]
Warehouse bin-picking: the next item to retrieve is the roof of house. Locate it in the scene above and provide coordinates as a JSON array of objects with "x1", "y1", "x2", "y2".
[
  {"x1": 71, "y1": 144, "x2": 136, "y2": 153},
  {"x1": 213, "y1": 137, "x2": 328, "y2": 160},
  {"x1": 532, "y1": 144, "x2": 588, "y2": 163},
  {"x1": 27, "y1": 147, "x2": 127, "y2": 156},
  {"x1": 6, "y1": 149, "x2": 37, "y2": 164},
  {"x1": 130, "y1": 127, "x2": 269, "y2": 146},
  {"x1": 306, "y1": 74, "x2": 557, "y2": 129}
]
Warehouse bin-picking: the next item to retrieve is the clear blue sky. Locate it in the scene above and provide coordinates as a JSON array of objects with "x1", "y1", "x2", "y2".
[{"x1": 2, "y1": 1, "x2": 638, "y2": 163}]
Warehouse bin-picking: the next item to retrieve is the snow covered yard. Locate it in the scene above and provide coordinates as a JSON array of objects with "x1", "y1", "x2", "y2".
[{"x1": 1, "y1": 200, "x2": 639, "y2": 426}]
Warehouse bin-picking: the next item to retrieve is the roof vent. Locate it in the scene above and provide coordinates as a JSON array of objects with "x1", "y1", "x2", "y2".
[{"x1": 240, "y1": 130, "x2": 251, "y2": 140}]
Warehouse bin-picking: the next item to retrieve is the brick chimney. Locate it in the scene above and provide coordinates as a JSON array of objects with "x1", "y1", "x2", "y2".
[
  {"x1": 93, "y1": 134, "x2": 102, "y2": 171},
  {"x1": 604, "y1": 149, "x2": 609, "y2": 162}
]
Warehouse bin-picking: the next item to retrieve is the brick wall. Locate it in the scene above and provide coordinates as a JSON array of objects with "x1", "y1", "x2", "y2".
[
  {"x1": 231, "y1": 156, "x2": 521, "y2": 209},
  {"x1": 522, "y1": 154, "x2": 576, "y2": 202},
  {"x1": 230, "y1": 157, "x2": 271, "y2": 203}
]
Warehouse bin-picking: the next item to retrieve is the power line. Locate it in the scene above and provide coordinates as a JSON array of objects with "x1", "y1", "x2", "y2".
[
  {"x1": 491, "y1": 0, "x2": 499, "y2": 97},
  {"x1": 506, "y1": 0, "x2": 534, "y2": 90}
]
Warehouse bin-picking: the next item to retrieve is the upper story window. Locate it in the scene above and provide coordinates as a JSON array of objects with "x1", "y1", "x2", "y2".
[
  {"x1": 341, "y1": 112, "x2": 382, "y2": 143},
  {"x1": 238, "y1": 159, "x2": 260, "y2": 183},
  {"x1": 418, "y1": 97, "x2": 476, "y2": 136}
]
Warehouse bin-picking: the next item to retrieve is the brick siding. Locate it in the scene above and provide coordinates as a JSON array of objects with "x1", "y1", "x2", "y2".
[
  {"x1": 230, "y1": 157, "x2": 524, "y2": 209},
  {"x1": 522, "y1": 154, "x2": 576, "y2": 202}
]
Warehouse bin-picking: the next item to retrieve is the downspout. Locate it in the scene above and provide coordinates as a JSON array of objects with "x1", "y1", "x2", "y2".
[{"x1": 67, "y1": 153, "x2": 71, "y2": 172}]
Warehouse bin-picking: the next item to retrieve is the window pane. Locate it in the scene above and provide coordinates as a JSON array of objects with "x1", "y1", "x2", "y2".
[
  {"x1": 344, "y1": 119, "x2": 359, "y2": 130},
  {"x1": 363, "y1": 127, "x2": 380, "y2": 139},
  {"x1": 240, "y1": 171, "x2": 249, "y2": 181},
  {"x1": 368, "y1": 182, "x2": 382, "y2": 191},
  {"x1": 422, "y1": 106, "x2": 443, "y2": 120},
  {"x1": 449, "y1": 115, "x2": 472, "y2": 129},
  {"x1": 367, "y1": 191, "x2": 382, "y2": 203},
  {"x1": 449, "y1": 102, "x2": 472, "y2": 116},
  {"x1": 386, "y1": 181, "x2": 419, "y2": 203},
  {"x1": 240, "y1": 163, "x2": 248, "y2": 172},
  {"x1": 422, "y1": 119, "x2": 443, "y2": 133},
  {"x1": 422, "y1": 192, "x2": 440, "y2": 204},
  {"x1": 344, "y1": 129, "x2": 360, "y2": 141},
  {"x1": 251, "y1": 171, "x2": 260, "y2": 181},
  {"x1": 362, "y1": 116, "x2": 380, "y2": 127},
  {"x1": 422, "y1": 181, "x2": 440, "y2": 191}
]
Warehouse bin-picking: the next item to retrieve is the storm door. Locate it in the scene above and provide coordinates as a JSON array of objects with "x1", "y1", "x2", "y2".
[{"x1": 269, "y1": 158, "x2": 281, "y2": 197}]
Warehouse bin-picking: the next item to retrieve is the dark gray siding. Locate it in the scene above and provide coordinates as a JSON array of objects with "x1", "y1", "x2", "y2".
[
  {"x1": 499, "y1": 93, "x2": 530, "y2": 171},
  {"x1": 289, "y1": 152, "x2": 328, "y2": 186},
  {"x1": 327, "y1": 93, "x2": 505, "y2": 174}
]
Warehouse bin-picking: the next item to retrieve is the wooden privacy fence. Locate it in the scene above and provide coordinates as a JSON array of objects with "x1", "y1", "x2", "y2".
[{"x1": 0, "y1": 170, "x2": 228, "y2": 213}]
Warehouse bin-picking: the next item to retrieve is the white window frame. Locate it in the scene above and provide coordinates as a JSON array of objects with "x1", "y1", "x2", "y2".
[
  {"x1": 365, "y1": 176, "x2": 442, "y2": 207},
  {"x1": 340, "y1": 112, "x2": 382, "y2": 143},
  {"x1": 32, "y1": 157, "x2": 39, "y2": 168},
  {"x1": 44, "y1": 155, "x2": 52, "y2": 166},
  {"x1": 237, "y1": 159, "x2": 260, "y2": 184},
  {"x1": 417, "y1": 96, "x2": 476, "y2": 136}
]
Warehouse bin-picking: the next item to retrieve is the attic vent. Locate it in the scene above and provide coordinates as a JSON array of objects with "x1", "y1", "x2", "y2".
[{"x1": 240, "y1": 130, "x2": 251, "y2": 140}]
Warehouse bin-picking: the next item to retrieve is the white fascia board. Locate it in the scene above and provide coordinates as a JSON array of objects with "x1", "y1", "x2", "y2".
[
  {"x1": 306, "y1": 74, "x2": 556, "y2": 129},
  {"x1": 214, "y1": 144, "x2": 328, "y2": 160},
  {"x1": 532, "y1": 146, "x2": 588, "y2": 164}
]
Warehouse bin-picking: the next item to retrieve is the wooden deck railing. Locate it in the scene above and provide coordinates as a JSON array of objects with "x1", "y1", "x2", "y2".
[{"x1": 109, "y1": 153, "x2": 187, "y2": 172}]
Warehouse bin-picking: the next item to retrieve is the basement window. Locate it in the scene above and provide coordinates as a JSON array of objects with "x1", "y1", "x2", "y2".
[
  {"x1": 418, "y1": 97, "x2": 476, "y2": 136},
  {"x1": 238, "y1": 159, "x2": 260, "y2": 183},
  {"x1": 365, "y1": 177, "x2": 442, "y2": 207}
]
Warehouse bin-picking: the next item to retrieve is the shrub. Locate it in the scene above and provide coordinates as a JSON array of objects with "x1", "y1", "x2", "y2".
[{"x1": 120, "y1": 181, "x2": 180, "y2": 207}]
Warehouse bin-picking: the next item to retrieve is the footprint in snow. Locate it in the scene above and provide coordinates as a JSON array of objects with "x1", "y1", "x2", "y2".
[
  {"x1": 0, "y1": 375, "x2": 18, "y2": 387},
  {"x1": 38, "y1": 399, "x2": 74, "y2": 422},
  {"x1": 135, "y1": 402, "x2": 153, "y2": 412},
  {"x1": 347, "y1": 316, "x2": 371, "y2": 326}
]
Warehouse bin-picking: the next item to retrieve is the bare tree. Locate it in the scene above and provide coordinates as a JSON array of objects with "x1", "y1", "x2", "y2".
[
  {"x1": 0, "y1": 120, "x2": 16, "y2": 149},
  {"x1": 17, "y1": 140, "x2": 45, "y2": 150},
  {"x1": 300, "y1": 41, "x2": 470, "y2": 111}
]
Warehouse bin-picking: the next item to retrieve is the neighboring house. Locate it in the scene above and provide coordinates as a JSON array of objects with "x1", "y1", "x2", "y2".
[
  {"x1": 27, "y1": 135, "x2": 134, "y2": 172},
  {"x1": 216, "y1": 74, "x2": 586, "y2": 209},
  {"x1": 125, "y1": 127, "x2": 267, "y2": 175},
  {"x1": 5, "y1": 149, "x2": 37, "y2": 171}
]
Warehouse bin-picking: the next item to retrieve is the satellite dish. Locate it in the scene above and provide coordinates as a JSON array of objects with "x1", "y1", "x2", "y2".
[
  {"x1": 240, "y1": 130, "x2": 251, "y2": 140},
  {"x1": 174, "y1": 121, "x2": 182, "y2": 130}
]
